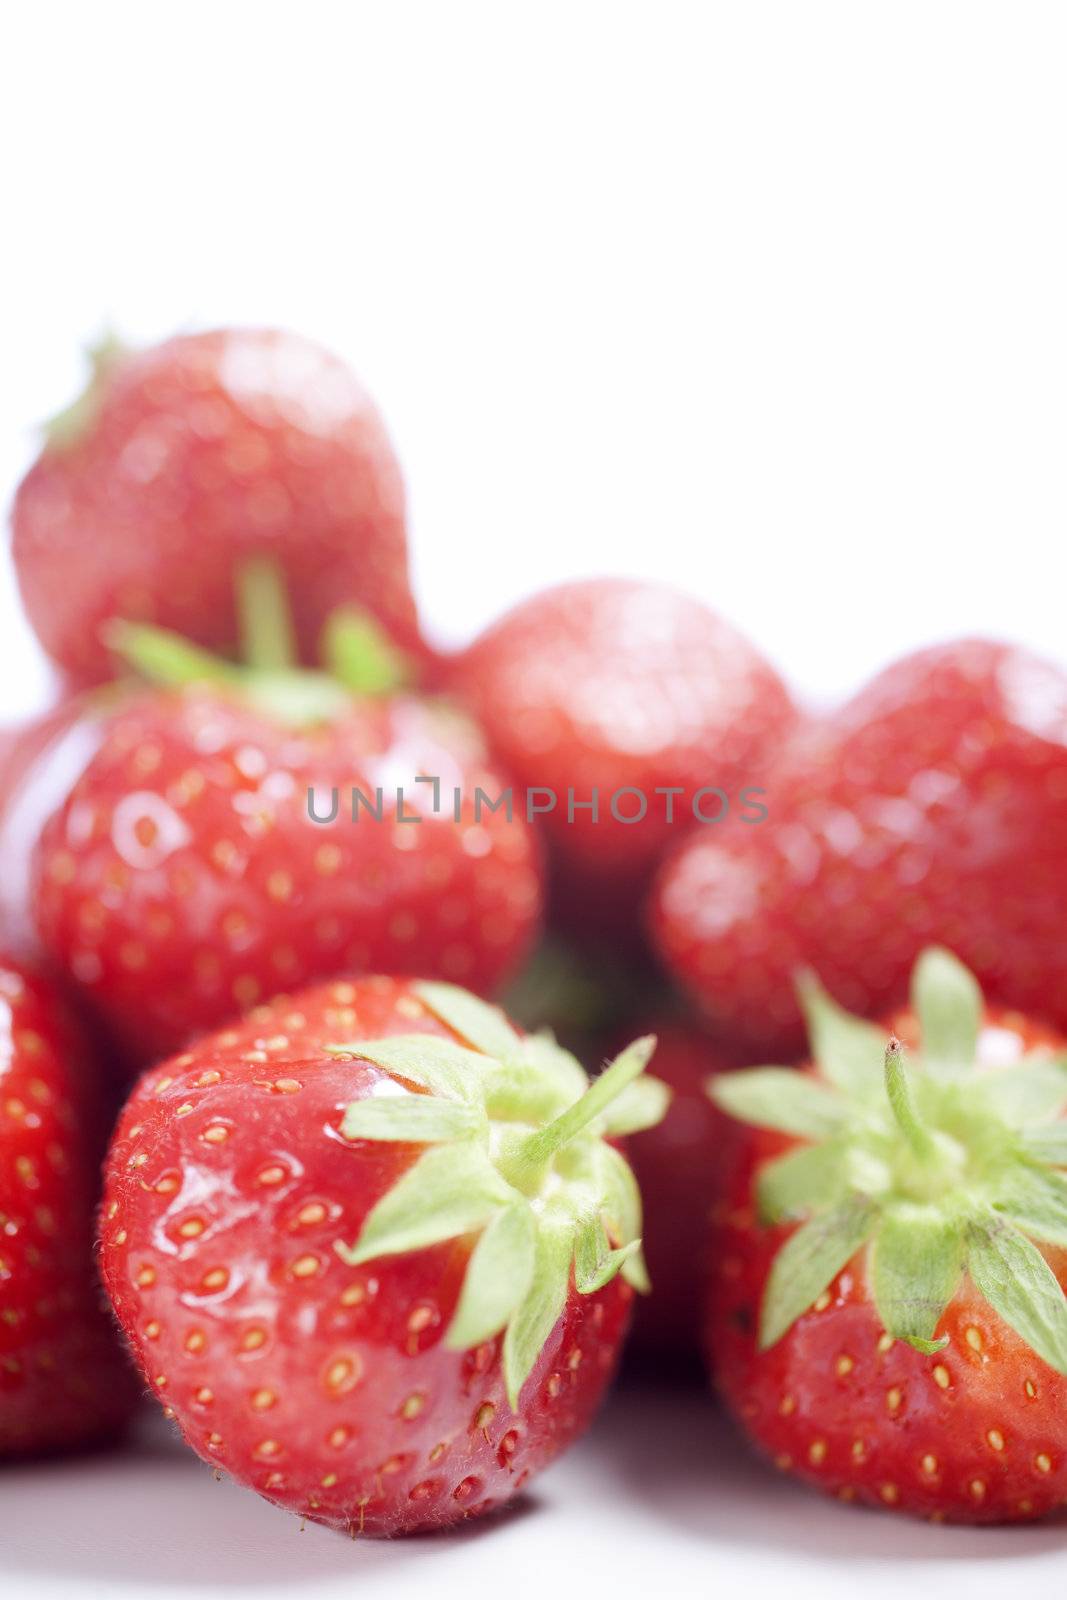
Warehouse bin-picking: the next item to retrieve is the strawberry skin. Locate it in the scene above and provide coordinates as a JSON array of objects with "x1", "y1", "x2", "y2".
[
  {"x1": 12, "y1": 329, "x2": 423, "y2": 683},
  {"x1": 31, "y1": 689, "x2": 543, "y2": 1067},
  {"x1": 617, "y1": 1021, "x2": 735, "y2": 1361},
  {"x1": 100, "y1": 977, "x2": 643, "y2": 1535},
  {"x1": 653, "y1": 639, "x2": 1067, "y2": 1054},
  {"x1": 0, "y1": 957, "x2": 137, "y2": 1454},
  {"x1": 447, "y1": 579, "x2": 797, "y2": 938},
  {"x1": 708, "y1": 957, "x2": 1067, "y2": 1524}
]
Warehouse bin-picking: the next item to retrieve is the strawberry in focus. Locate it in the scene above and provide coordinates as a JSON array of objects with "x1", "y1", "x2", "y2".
[
  {"x1": 447, "y1": 579, "x2": 797, "y2": 944},
  {"x1": 707, "y1": 948, "x2": 1067, "y2": 1523},
  {"x1": 653, "y1": 639, "x2": 1067, "y2": 1055},
  {"x1": 11, "y1": 329, "x2": 424, "y2": 683},
  {"x1": 0, "y1": 957, "x2": 137, "y2": 1454},
  {"x1": 100, "y1": 977, "x2": 667, "y2": 1534},
  {"x1": 30, "y1": 576, "x2": 543, "y2": 1067}
]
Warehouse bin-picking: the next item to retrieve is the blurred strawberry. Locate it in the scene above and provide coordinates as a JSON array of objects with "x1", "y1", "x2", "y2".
[
  {"x1": 30, "y1": 575, "x2": 543, "y2": 1068},
  {"x1": 447, "y1": 579, "x2": 797, "y2": 944},
  {"x1": 653, "y1": 639, "x2": 1067, "y2": 1055},
  {"x1": 0, "y1": 957, "x2": 137, "y2": 1455},
  {"x1": 11, "y1": 329, "x2": 424, "y2": 683},
  {"x1": 618, "y1": 1019, "x2": 740, "y2": 1362}
]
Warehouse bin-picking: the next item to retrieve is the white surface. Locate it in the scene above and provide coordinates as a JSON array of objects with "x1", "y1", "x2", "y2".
[
  {"x1": 3, "y1": 4, "x2": 1067, "y2": 1595},
  {"x1": 7, "y1": 1381, "x2": 1065, "y2": 1600}
]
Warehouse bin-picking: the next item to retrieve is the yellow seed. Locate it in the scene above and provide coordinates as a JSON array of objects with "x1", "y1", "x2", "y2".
[
  {"x1": 835, "y1": 1354, "x2": 854, "y2": 1377},
  {"x1": 970, "y1": 1479, "x2": 986, "y2": 1500},
  {"x1": 329, "y1": 1427, "x2": 350, "y2": 1449},
  {"x1": 258, "y1": 1166, "x2": 286, "y2": 1186},
  {"x1": 965, "y1": 1326, "x2": 983, "y2": 1352},
  {"x1": 201, "y1": 1268, "x2": 228, "y2": 1292},
  {"x1": 778, "y1": 1394, "x2": 796, "y2": 1416},
  {"x1": 144, "y1": 1321, "x2": 161, "y2": 1340},
  {"x1": 251, "y1": 1389, "x2": 276, "y2": 1411},
  {"x1": 290, "y1": 1254, "x2": 320, "y2": 1279},
  {"x1": 201, "y1": 1125, "x2": 229, "y2": 1145},
  {"x1": 195, "y1": 1387, "x2": 214, "y2": 1405},
  {"x1": 400, "y1": 1393, "x2": 424, "y2": 1420},
  {"x1": 932, "y1": 1364, "x2": 951, "y2": 1389},
  {"x1": 296, "y1": 1202, "x2": 328, "y2": 1227},
  {"x1": 1025, "y1": 1380, "x2": 1037, "y2": 1399},
  {"x1": 178, "y1": 1218, "x2": 206, "y2": 1239},
  {"x1": 185, "y1": 1330, "x2": 206, "y2": 1354},
  {"x1": 136, "y1": 1266, "x2": 157, "y2": 1288},
  {"x1": 255, "y1": 1439, "x2": 282, "y2": 1459},
  {"x1": 273, "y1": 1078, "x2": 301, "y2": 1095},
  {"x1": 813, "y1": 1291, "x2": 832, "y2": 1312},
  {"x1": 340, "y1": 1283, "x2": 366, "y2": 1307},
  {"x1": 987, "y1": 1429, "x2": 1005, "y2": 1452},
  {"x1": 1035, "y1": 1453, "x2": 1052, "y2": 1474},
  {"x1": 240, "y1": 1328, "x2": 267, "y2": 1352},
  {"x1": 877, "y1": 1332, "x2": 894, "y2": 1354},
  {"x1": 851, "y1": 1439, "x2": 866, "y2": 1461},
  {"x1": 321, "y1": 1473, "x2": 338, "y2": 1488},
  {"x1": 880, "y1": 1483, "x2": 899, "y2": 1505},
  {"x1": 886, "y1": 1387, "x2": 902, "y2": 1414},
  {"x1": 808, "y1": 1439, "x2": 827, "y2": 1465},
  {"x1": 921, "y1": 1454, "x2": 938, "y2": 1476}
]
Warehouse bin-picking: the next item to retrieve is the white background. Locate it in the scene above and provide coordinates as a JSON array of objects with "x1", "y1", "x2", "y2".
[{"x1": 2, "y1": 3, "x2": 1067, "y2": 1595}]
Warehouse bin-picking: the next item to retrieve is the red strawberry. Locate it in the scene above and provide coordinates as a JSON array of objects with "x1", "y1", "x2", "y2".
[
  {"x1": 32, "y1": 672, "x2": 543, "y2": 1066},
  {"x1": 0, "y1": 957, "x2": 137, "y2": 1454},
  {"x1": 100, "y1": 976, "x2": 666, "y2": 1534},
  {"x1": 11, "y1": 330, "x2": 423, "y2": 683},
  {"x1": 653, "y1": 639, "x2": 1067, "y2": 1055},
  {"x1": 447, "y1": 579, "x2": 797, "y2": 943},
  {"x1": 622, "y1": 1020, "x2": 738, "y2": 1361},
  {"x1": 707, "y1": 948, "x2": 1067, "y2": 1523}
]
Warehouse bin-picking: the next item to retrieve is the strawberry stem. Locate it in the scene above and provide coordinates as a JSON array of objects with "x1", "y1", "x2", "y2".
[
  {"x1": 236, "y1": 557, "x2": 297, "y2": 672},
  {"x1": 499, "y1": 1036, "x2": 655, "y2": 1191},
  {"x1": 884, "y1": 1037, "x2": 937, "y2": 1162}
]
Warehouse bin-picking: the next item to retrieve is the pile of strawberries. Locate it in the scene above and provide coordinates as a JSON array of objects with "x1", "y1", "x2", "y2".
[{"x1": 3, "y1": 327, "x2": 1067, "y2": 1536}]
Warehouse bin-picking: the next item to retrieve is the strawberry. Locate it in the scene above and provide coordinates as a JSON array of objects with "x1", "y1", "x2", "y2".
[
  {"x1": 622, "y1": 1020, "x2": 737, "y2": 1361},
  {"x1": 30, "y1": 573, "x2": 543, "y2": 1067},
  {"x1": 707, "y1": 948, "x2": 1067, "y2": 1523},
  {"x1": 447, "y1": 579, "x2": 796, "y2": 943},
  {"x1": 652, "y1": 639, "x2": 1067, "y2": 1055},
  {"x1": 100, "y1": 976, "x2": 667, "y2": 1534},
  {"x1": 0, "y1": 957, "x2": 137, "y2": 1454},
  {"x1": 11, "y1": 330, "x2": 423, "y2": 683}
]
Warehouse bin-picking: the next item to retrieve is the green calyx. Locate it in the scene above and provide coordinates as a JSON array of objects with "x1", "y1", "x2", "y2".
[
  {"x1": 710, "y1": 947, "x2": 1067, "y2": 1374},
  {"x1": 329, "y1": 981, "x2": 669, "y2": 1408},
  {"x1": 103, "y1": 557, "x2": 409, "y2": 726},
  {"x1": 43, "y1": 331, "x2": 126, "y2": 451}
]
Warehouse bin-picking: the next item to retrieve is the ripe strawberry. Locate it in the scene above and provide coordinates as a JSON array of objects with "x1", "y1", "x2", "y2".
[
  {"x1": 653, "y1": 639, "x2": 1067, "y2": 1055},
  {"x1": 707, "y1": 948, "x2": 1067, "y2": 1523},
  {"x1": 447, "y1": 579, "x2": 796, "y2": 941},
  {"x1": 11, "y1": 329, "x2": 423, "y2": 683},
  {"x1": 622, "y1": 1020, "x2": 737, "y2": 1361},
  {"x1": 0, "y1": 957, "x2": 137, "y2": 1454},
  {"x1": 100, "y1": 976, "x2": 666, "y2": 1534}
]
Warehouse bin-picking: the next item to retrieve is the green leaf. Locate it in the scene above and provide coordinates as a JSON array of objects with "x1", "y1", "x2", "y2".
[
  {"x1": 710, "y1": 1068, "x2": 848, "y2": 1139},
  {"x1": 796, "y1": 971, "x2": 887, "y2": 1097},
  {"x1": 513, "y1": 1032, "x2": 589, "y2": 1104},
  {"x1": 340, "y1": 1094, "x2": 485, "y2": 1145},
  {"x1": 1018, "y1": 1123, "x2": 1067, "y2": 1165},
  {"x1": 321, "y1": 605, "x2": 409, "y2": 697},
  {"x1": 413, "y1": 981, "x2": 523, "y2": 1060},
  {"x1": 596, "y1": 1143, "x2": 650, "y2": 1292},
  {"x1": 327, "y1": 1035, "x2": 494, "y2": 1102},
  {"x1": 759, "y1": 1199, "x2": 879, "y2": 1350},
  {"x1": 967, "y1": 1215, "x2": 1067, "y2": 1375},
  {"x1": 574, "y1": 1215, "x2": 642, "y2": 1294},
  {"x1": 911, "y1": 946, "x2": 981, "y2": 1072},
  {"x1": 996, "y1": 1167, "x2": 1067, "y2": 1248},
  {"x1": 757, "y1": 1140, "x2": 848, "y2": 1223},
  {"x1": 599, "y1": 1073, "x2": 671, "y2": 1135},
  {"x1": 335, "y1": 1143, "x2": 513, "y2": 1265},
  {"x1": 103, "y1": 620, "x2": 242, "y2": 690},
  {"x1": 444, "y1": 1203, "x2": 536, "y2": 1350},
  {"x1": 236, "y1": 556, "x2": 297, "y2": 672},
  {"x1": 982, "y1": 1057, "x2": 1067, "y2": 1126},
  {"x1": 502, "y1": 1211, "x2": 574, "y2": 1408},
  {"x1": 870, "y1": 1206, "x2": 961, "y2": 1352}
]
